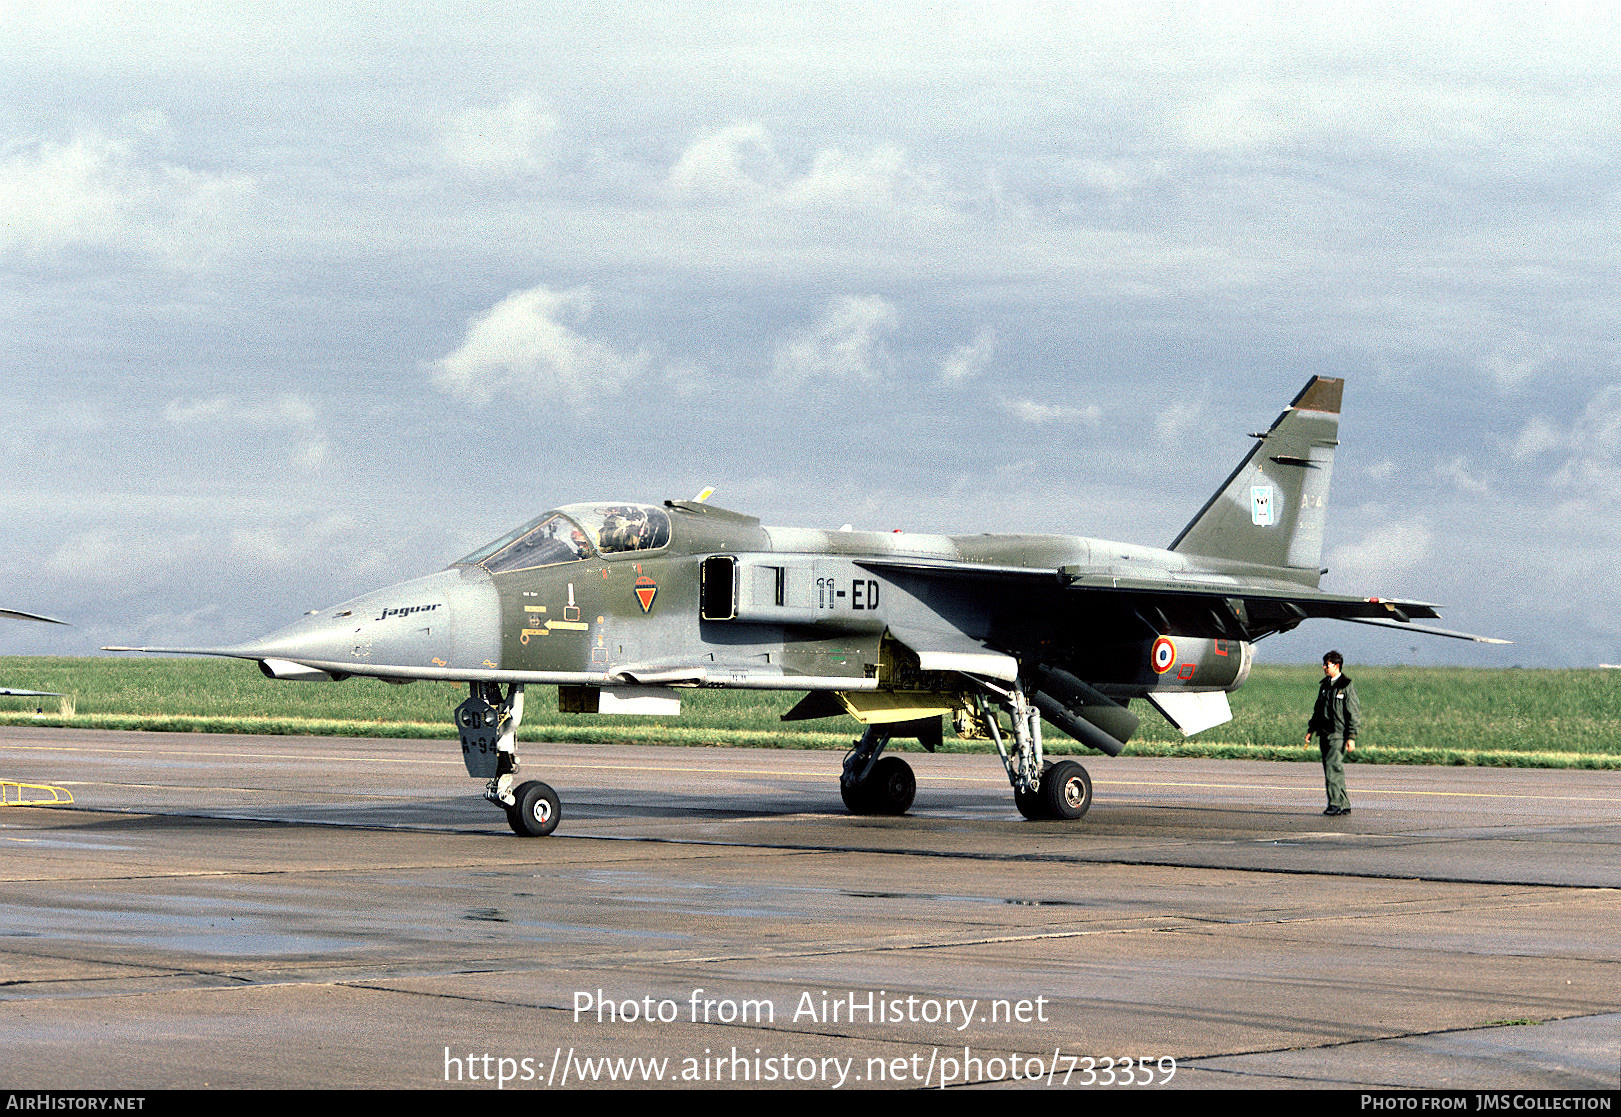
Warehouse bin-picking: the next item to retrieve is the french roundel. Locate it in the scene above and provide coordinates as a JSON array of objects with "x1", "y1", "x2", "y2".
[{"x1": 1151, "y1": 636, "x2": 1176, "y2": 674}]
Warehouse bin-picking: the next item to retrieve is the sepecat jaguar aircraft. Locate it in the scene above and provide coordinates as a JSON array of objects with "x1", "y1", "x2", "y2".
[{"x1": 110, "y1": 377, "x2": 1501, "y2": 834}]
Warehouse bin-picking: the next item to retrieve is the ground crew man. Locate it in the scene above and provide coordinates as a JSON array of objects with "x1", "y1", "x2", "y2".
[{"x1": 1305, "y1": 650, "x2": 1359, "y2": 816}]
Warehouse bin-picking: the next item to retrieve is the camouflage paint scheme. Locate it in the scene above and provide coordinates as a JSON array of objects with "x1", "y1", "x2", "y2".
[{"x1": 111, "y1": 378, "x2": 1501, "y2": 831}]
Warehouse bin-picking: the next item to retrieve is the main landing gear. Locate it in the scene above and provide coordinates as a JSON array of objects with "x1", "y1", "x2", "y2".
[
  {"x1": 836, "y1": 682, "x2": 1094, "y2": 822},
  {"x1": 975, "y1": 683, "x2": 1092, "y2": 821},
  {"x1": 456, "y1": 682, "x2": 561, "y2": 837}
]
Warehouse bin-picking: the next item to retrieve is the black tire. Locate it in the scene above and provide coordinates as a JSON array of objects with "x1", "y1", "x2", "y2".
[
  {"x1": 867, "y1": 756, "x2": 916, "y2": 815},
  {"x1": 1013, "y1": 784, "x2": 1049, "y2": 820},
  {"x1": 1041, "y1": 760, "x2": 1091, "y2": 821},
  {"x1": 507, "y1": 780, "x2": 561, "y2": 837},
  {"x1": 839, "y1": 775, "x2": 874, "y2": 814}
]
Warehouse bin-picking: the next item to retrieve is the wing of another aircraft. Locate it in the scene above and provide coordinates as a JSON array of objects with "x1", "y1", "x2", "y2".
[
  {"x1": 1, "y1": 609, "x2": 67, "y2": 626},
  {"x1": 1, "y1": 609, "x2": 68, "y2": 700}
]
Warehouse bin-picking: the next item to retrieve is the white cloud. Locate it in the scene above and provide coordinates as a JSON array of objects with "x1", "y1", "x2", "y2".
[
  {"x1": 1434, "y1": 456, "x2": 1492, "y2": 496},
  {"x1": 778, "y1": 145, "x2": 935, "y2": 211},
  {"x1": 1510, "y1": 416, "x2": 1565, "y2": 461},
  {"x1": 47, "y1": 529, "x2": 158, "y2": 583},
  {"x1": 1327, "y1": 520, "x2": 1434, "y2": 593},
  {"x1": 163, "y1": 392, "x2": 329, "y2": 470},
  {"x1": 1549, "y1": 383, "x2": 1621, "y2": 499},
  {"x1": 440, "y1": 94, "x2": 559, "y2": 175},
  {"x1": 164, "y1": 394, "x2": 318, "y2": 428},
  {"x1": 1479, "y1": 340, "x2": 1552, "y2": 390},
  {"x1": 772, "y1": 296, "x2": 898, "y2": 385},
  {"x1": 667, "y1": 123, "x2": 775, "y2": 203},
  {"x1": 226, "y1": 515, "x2": 360, "y2": 572},
  {"x1": 667, "y1": 124, "x2": 948, "y2": 215},
  {"x1": 1176, "y1": 75, "x2": 1556, "y2": 159},
  {"x1": 431, "y1": 285, "x2": 650, "y2": 406},
  {"x1": 0, "y1": 129, "x2": 253, "y2": 263},
  {"x1": 1154, "y1": 397, "x2": 1209, "y2": 446},
  {"x1": 998, "y1": 398, "x2": 1102, "y2": 426},
  {"x1": 1573, "y1": 384, "x2": 1621, "y2": 456},
  {"x1": 941, "y1": 330, "x2": 996, "y2": 383},
  {"x1": 1498, "y1": 384, "x2": 1621, "y2": 502}
]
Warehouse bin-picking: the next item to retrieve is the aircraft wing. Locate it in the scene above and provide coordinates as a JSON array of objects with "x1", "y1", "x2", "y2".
[
  {"x1": 2, "y1": 609, "x2": 68, "y2": 698},
  {"x1": 857, "y1": 557, "x2": 1508, "y2": 644},
  {"x1": 1, "y1": 609, "x2": 67, "y2": 625},
  {"x1": 1063, "y1": 574, "x2": 1509, "y2": 643}
]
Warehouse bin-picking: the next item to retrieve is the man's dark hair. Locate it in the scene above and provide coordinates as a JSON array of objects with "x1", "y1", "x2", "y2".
[{"x1": 1323, "y1": 650, "x2": 1344, "y2": 667}]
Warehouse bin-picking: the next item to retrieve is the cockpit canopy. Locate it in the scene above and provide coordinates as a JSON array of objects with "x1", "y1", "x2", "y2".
[{"x1": 459, "y1": 503, "x2": 672, "y2": 574}]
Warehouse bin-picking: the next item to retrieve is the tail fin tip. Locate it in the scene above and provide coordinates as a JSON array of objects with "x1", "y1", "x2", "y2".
[{"x1": 1293, "y1": 375, "x2": 1343, "y2": 415}]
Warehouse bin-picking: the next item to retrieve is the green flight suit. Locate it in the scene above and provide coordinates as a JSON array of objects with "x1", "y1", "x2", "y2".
[{"x1": 1309, "y1": 673, "x2": 1360, "y2": 811}]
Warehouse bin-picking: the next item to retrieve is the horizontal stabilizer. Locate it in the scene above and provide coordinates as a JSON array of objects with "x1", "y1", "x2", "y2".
[{"x1": 1335, "y1": 616, "x2": 1511, "y2": 644}]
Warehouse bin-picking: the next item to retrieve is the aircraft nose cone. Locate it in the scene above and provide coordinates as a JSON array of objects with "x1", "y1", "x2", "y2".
[{"x1": 241, "y1": 566, "x2": 501, "y2": 676}]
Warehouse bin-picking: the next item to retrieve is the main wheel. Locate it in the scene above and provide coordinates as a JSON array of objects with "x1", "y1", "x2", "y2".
[
  {"x1": 840, "y1": 775, "x2": 874, "y2": 814},
  {"x1": 1014, "y1": 760, "x2": 1055, "y2": 820},
  {"x1": 1013, "y1": 784, "x2": 1048, "y2": 820},
  {"x1": 866, "y1": 756, "x2": 916, "y2": 815},
  {"x1": 507, "y1": 780, "x2": 561, "y2": 836},
  {"x1": 840, "y1": 756, "x2": 916, "y2": 815},
  {"x1": 1041, "y1": 760, "x2": 1091, "y2": 820}
]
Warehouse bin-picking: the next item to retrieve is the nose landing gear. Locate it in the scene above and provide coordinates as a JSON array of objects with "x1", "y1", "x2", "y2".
[{"x1": 457, "y1": 682, "x2": 563, "y2": 837}]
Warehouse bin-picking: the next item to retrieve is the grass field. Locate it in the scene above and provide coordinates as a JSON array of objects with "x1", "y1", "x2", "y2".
[{"x1": 2, "y1": 656, "x2": 1617, "y2": 768}]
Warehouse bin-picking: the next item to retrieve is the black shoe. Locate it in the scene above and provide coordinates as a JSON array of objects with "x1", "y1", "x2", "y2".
[{"x1": 1322, "y1": 806, "x2": 1338, "y2": 815}]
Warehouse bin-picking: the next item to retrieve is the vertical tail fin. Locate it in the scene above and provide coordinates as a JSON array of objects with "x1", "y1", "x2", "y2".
[{"x1": 1169, "y1": 376, "x2": 1342, "y2": 585}]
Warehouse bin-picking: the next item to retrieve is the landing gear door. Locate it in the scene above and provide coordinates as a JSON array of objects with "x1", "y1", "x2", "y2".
[{"x1": 456, "y1": 692, "x2": 503, "y2": 777}]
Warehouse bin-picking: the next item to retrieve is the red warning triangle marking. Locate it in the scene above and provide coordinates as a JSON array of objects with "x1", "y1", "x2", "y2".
[{"x1": 634, "y1": 576, "x2": 657, "y2": 613}]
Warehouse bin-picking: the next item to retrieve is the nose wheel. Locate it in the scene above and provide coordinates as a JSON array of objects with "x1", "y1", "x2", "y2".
[{"x1": 506, "y1": 780, "x2": 561, "y2": 837}]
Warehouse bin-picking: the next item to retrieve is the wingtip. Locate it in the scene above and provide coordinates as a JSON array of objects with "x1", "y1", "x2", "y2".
[{"x1": 2, "y1": 609, "x2": 69, "y2": 626}]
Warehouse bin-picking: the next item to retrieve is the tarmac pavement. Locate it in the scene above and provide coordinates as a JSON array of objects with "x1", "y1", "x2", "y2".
[{"x1": 1, "y1": 726, "x2": 1617, "y2": 1091}]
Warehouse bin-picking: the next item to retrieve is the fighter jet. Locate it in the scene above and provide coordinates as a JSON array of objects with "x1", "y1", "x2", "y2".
[
  {"x1": 2, "y1": 609, "x2": 67, "y2": 698},
  {"x1": 110, "y1": 377, "x2": 1500, "y2": 834}
]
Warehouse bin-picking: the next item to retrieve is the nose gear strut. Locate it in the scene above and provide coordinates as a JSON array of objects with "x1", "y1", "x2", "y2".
[{"x1": 456, "y1": 682, "x2": 560, "y2": 836}]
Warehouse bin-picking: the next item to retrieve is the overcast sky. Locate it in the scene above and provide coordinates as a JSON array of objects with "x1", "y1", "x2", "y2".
[{"x1": 3, "y1": 2, "x2": 1618, "y2": 669}]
